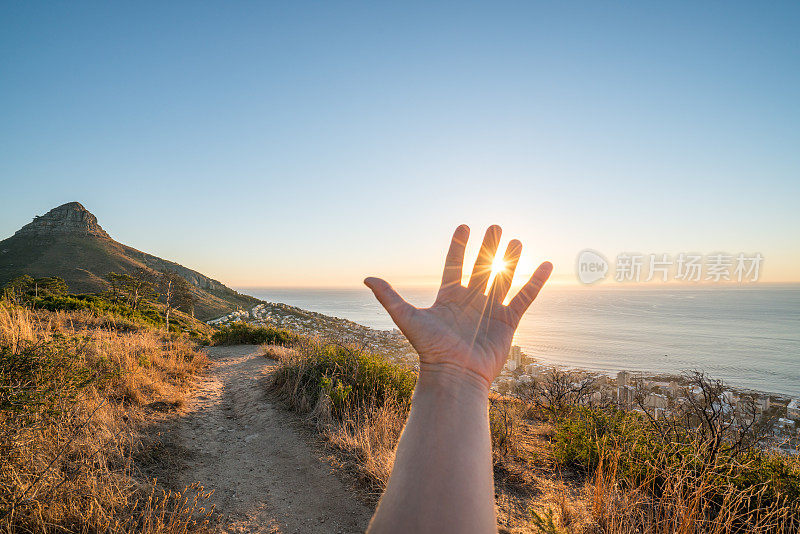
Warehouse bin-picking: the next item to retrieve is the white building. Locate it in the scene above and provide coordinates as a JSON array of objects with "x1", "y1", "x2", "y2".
[
  {"x1": 617, "y1": 371, "x2": 631, "y2": 387},
  {"x1": 777, "y1": 418, "x2": 796, "y2": 430},
  {"x1": 787, "y1": 398, "x2": 800, "y2": 420},
  {"x1": 618, "y1": 385, "x2": 636, "y2": 406},
  {"x1": 525, "y1": 363, "x2": 541, "y2": 377}
]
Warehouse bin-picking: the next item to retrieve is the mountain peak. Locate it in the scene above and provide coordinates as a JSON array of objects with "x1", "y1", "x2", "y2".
[
  {"x1": 14, "y1": 201, "x2": 109, "y2": 238},
  {"x1": 1, "y1": 201, "x2": 259, "y2": 320}
]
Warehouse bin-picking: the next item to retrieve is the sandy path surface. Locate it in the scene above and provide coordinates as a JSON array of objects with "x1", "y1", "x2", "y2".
[{"x1": 176, "y1": 345, "x2": 373, "y2": 533}]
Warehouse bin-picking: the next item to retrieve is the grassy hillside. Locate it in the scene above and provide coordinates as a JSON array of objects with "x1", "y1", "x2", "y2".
[
  {"x1": 0, "y1": 300, "x2": 212, "y2": 532},
  {"x1": 31, "y1": 292, "x2": 214, "y2": 340},
  {"x1": 0, "y1": 233, "x2": 258, "y2": 321}
]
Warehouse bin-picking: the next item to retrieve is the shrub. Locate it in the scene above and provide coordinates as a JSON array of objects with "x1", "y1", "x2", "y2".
[
  {"x1": 2, "y1": 275, "x2": 68, "y2": 303},
  {"x1": 268, "y1": 340, "x2": 415, "y2": 416},
  {"x1": 490, "y1": 396, "x2": 521, "y2": 459},
  {"x1": 0, "y1": 338, "x2": 113, "y2": 417},
  {"x1": 266, "y1": 339, "x2": 416, "y2": 494},
  {"x1": 30, "y1": 293, "x2": 204, "y2": 335},
  {"x1": 211, "y1": 322, "x2": 300, "y2": 346}
]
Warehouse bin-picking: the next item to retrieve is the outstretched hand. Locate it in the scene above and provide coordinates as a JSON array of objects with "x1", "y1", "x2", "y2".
[{"x1": 364, "y1": 225, "x2": 552, "y2": 391}]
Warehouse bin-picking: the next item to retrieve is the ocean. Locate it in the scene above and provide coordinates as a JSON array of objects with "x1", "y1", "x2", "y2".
[{"x1": 238, "y1": 286, "x2": 800, "y2": 397}]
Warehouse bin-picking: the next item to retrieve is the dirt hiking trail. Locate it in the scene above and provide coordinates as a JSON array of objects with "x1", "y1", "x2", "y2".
[{"x1": 176, "y1": 345, "x2": 373, "y2": 533}]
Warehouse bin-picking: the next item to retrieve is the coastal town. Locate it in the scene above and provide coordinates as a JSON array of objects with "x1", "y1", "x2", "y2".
[
  {"x1": 496, "y1": 347, "x2": 800, "y2": 456},
  {"x1": 209, "y1": 303, "x2": 800, "y2": 456}
]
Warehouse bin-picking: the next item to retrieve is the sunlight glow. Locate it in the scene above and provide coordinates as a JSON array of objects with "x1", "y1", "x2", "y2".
[
  {"x1": 491, "y1": 255, "x2": 507, "y2": 276},
  {"x1": 484, "y1": 254, "x2": 508, "y2": 297}
]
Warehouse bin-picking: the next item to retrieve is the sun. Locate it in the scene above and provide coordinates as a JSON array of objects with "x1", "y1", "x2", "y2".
[
  {"x1": 484, "y1": 254, "x2": 509, "y2": 296},
  {"x1": 491, "y1": 254, "x2": 507, "y2": 276}
]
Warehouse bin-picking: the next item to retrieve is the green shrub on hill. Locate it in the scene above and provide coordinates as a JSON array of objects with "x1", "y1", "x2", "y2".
[
  {"x1": 35, "y1": 294, "x2": 159, "y2": 322},
  {"x1": 2, "y1": 275, "x2": 68, "y2": 302},
  {"x1": 211, "y1": 322, "x2": 300, "y2": 346},
  {"x1": 269, "y1": 340, "x2": 416, "y2": 419},
  {"x1": 30, "y1": 294, "x2": 206, "y2": 338},
  {"x1": 266, "y1": 339, "x2": 416, "y2": 493},
  {"x1": 3, "y1": 273, "x2": 211, "y2": 340}
]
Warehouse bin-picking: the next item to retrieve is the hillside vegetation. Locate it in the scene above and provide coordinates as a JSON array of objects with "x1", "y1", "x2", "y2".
[
  {"x1": 210, "y1": 322, "x2": 299, "y2": 346},
  {"x1": 0, "y1": 300, "x2": 212, "y2": 533},
  {"x1": 3, "y1": 274, "x2": 214, "y2": 341},
  {"x1": 264, "y1": 337, "x2": 800, "y2": 534}
]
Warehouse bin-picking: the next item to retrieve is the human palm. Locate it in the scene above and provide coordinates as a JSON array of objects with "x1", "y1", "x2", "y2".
[{"x1": 365, "y1": 225, "x2": 552, "y2": 387}]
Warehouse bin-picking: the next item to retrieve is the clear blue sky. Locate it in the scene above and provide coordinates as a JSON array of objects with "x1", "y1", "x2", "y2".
[{"x1": 1, "y1": 2, "x2": 798, "y2": 287}]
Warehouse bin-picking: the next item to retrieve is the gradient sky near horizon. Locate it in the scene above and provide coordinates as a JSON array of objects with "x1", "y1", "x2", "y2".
[{"x1": 1, "y1": 2, "x2": 798, "y2": 288}]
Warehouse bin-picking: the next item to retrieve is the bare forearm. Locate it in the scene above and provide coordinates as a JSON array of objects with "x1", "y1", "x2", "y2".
[{"x1": 367, "y1": 363, "x2": 496, "y2": 534}]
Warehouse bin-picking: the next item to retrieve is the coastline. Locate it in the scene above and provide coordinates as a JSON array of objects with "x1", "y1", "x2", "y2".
[{"x1": 209, "y1": 299, "x2": 799, "y2": 403}]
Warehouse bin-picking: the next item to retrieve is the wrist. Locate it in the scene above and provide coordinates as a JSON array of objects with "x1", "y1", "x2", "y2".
[{"x1": 415, "y1": 362, "x2": 491, "y2": 402}]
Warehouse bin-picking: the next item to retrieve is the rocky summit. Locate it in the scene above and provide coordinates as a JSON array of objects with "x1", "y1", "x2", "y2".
[{"x1": 14, "y1": 202, "x2": 110, "y2": 238}]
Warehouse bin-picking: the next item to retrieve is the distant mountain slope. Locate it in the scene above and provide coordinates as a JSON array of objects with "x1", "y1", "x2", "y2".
[{"x1": 0, "y1": 202, "x2": 259, "y2": 320}]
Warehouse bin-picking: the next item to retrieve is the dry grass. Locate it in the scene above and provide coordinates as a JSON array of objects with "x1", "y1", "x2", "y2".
[
  {"x1": 584, "y1": 439, "x2": 800, "y2": 534},
  {"x1": 0, "y1": 302, "x2": 212, "y2": 533},
  {"x1": 323, "y1": 398, "x2": 408, "y2": 493}
]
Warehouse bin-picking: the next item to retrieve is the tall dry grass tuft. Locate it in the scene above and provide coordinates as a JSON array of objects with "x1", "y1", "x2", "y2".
[
  {"x1": 0, "y1": 301, "x2": 211, "y2": 533},
  {"x1": 325, "y1": 399, "x2": 408, "y2": 492},
  {"x1": 0, "y1": 303, "x2": 36, "y2": 352}
]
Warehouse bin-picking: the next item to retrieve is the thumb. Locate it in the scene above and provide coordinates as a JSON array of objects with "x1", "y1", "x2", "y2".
[{"x1": 364, "y1": 277, "x2": 415, "y2": 330}]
